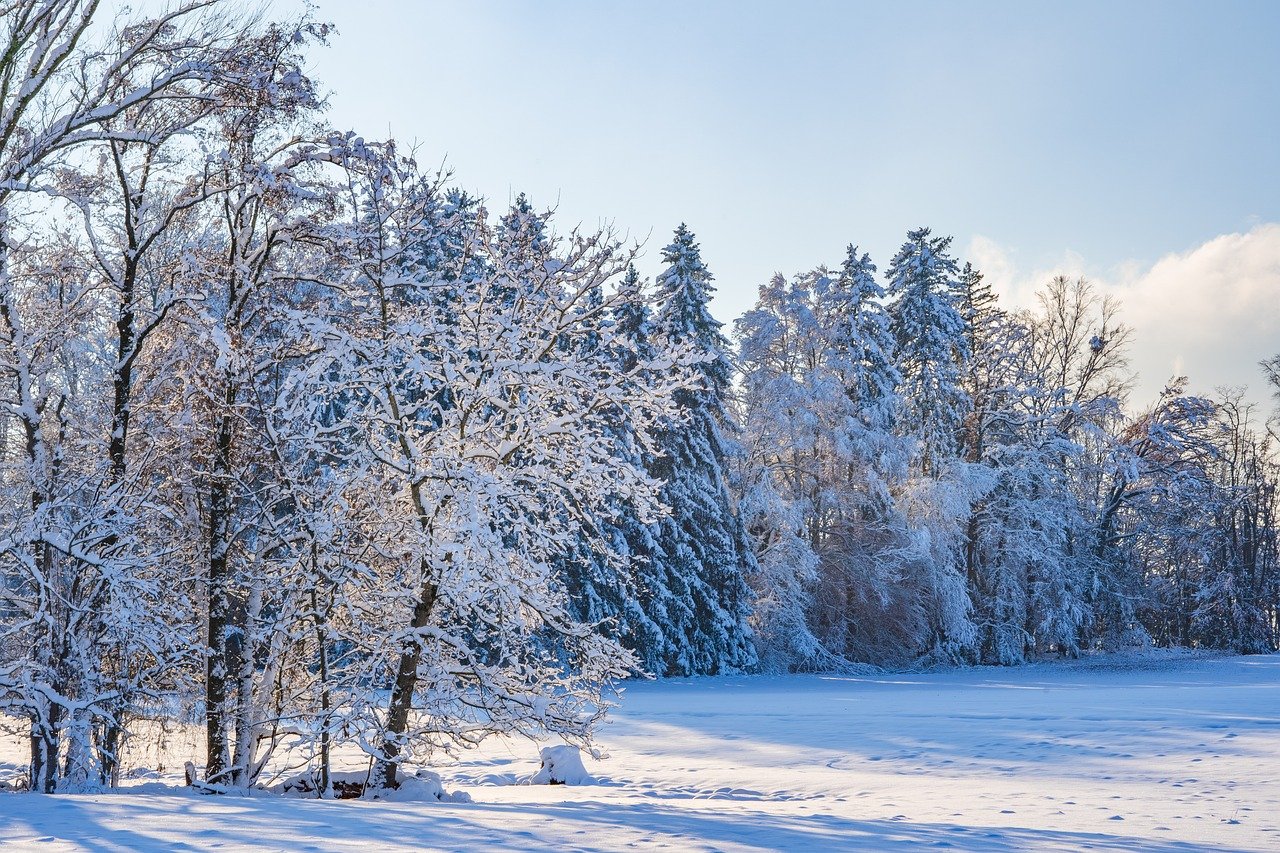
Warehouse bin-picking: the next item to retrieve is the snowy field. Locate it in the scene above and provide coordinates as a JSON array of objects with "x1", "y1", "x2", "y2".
[{"x1": 1, "y1": 651, "x2": 1277, "y2": 852}]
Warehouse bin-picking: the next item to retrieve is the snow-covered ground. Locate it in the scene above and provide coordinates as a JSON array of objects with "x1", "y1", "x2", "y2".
[{"x1": 2, "y1": 650, "x2": 1277, "y2": 851}]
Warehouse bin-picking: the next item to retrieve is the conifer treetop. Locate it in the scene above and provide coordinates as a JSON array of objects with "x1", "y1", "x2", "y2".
[{"x1": 655, "y1": 223, "x2": 725, "y2": 346}]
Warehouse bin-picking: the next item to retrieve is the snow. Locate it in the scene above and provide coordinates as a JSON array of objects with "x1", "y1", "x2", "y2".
[
  {"x1": 379, "y1": 770, "x2": 472, "y2": 804},
  {"x1": 2, "y1": 650, "x2": 1278, "y2": 851},
  {"x1": 528, "y1": 745, "x2": 594, "y2": 786}
]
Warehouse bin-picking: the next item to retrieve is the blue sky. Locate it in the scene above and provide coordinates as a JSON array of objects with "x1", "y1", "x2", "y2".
[{"x1": 295, "y1": 0, "x2": 1279, "y2": 408}]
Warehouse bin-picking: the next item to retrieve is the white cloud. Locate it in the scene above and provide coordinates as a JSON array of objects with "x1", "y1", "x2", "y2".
[
  {"x1": 964, "y1": 235, "x2": 1090, "y2": 315},
  {"x1": 966, "y1": 225, "x2": 1280, "y2": 410}
]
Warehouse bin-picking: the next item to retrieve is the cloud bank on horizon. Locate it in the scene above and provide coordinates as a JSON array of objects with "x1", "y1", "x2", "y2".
[{"x1": 968, "y1": 224, "x2": 1280, "y2": 412}]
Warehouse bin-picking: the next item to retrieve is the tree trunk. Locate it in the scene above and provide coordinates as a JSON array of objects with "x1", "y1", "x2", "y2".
[
  {"x1": 88, "y1": 260, "x2": 139, "y2": 788},
  {"x1": 372, "y1": 573, "x2": 438, "y2": 790},
  {"x1": 311, "y1": 577, "x2": 332, "y2": 797},
  {"x1": 205, "y1": 395, "x2": 236, "y2": 785},
  {"x1": 97, "y1": 713, "x2": 123, "y2": 788},
  {"x1": 39, "y1": 701, "x2": 63, "y2": 794},
  {"x1": 230, "y1": 573, "x2": 263, "y2": 788},
  {"x1": 28, "y1": 719, "x2": 42, "y2": 792}
]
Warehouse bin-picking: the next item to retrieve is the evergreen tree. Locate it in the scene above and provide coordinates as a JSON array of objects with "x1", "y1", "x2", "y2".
[
  {"x1": 492, "y1": 192, "x2": 551, "y2": 307},
  {"x1": 804, "y1": 247, "x2": 918, "y2": 663},
  {"x1": 887, "y1": 228, "x2": 970, "y2": 476},
  {"x1": 886, "y1": 228, "x2": 978, "y2": 661},
  {"x1": 955, "y1": 262, "x2": 1023, "y2": 663},
  {"x1": 816, "y1": 244, "x2": 905, "y2": 516},
  {"x1": 648, "y1": 224, "x2": 757, "y2": 675},
  {"x1": 822, "y1": 246, "x2": 900, "y2": 437},
  {"x1": 956, "y1": 263, "x2": 1007, "y2": 464},
  {"x1": 558, "y1": 266, "x2": 667, "y2": 673}
]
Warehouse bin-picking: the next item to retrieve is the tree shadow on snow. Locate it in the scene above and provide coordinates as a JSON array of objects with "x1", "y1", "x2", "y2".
[
  {"x1": 0, "y1": 793, "x2": 1261, "y2": 853},
  {"x1": 467, "y1": 800, "x2": 1261, "y2": 853}
]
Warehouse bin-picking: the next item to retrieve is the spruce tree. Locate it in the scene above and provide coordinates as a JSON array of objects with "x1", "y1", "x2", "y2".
[
  {"x1": 558, "y1": 266, "x2": 667, "y2": 673},
  {"x1": 886, "y1": 227, "x2": 978, "y2": 661},
  {"x1": 887, "y1": 227, "x2": 970, "y2": 477},
  {"x1": 648, "y1": 224, "x2": 757, "y2": 675},
  {"x1": 822, "y1": 245, "x2": 900, "y2": 435}
]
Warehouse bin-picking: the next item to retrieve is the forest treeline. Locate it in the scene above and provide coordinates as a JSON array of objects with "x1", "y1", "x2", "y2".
[{"x1": 1, "y1": 2, "x2": 1277, "y2": 795}]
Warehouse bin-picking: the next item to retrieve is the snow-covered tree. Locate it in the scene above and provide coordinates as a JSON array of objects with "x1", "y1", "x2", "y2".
[
  {"x1": 884, "y1": 228, "x2": 977, "y2": 662},
  {"x1": 887, "y1": 228, "x2": 970, "y2": 477},
  {"x1": 3, "y1": 1, "x2": 1279, "y2": 798},
  {"x1": 647, "y1": 224, "x2": 757, "y2": 676},
  {"x1": 0, "y1": 0, "x2": 276, "y2": 793},
  {"x1": 182, "y1": 20, "x2": 337, "y2": 789},
  {"x1": 735, "y1": 271, "x2": 830, "y2": 545},
  {"x1": 557, "y1": 265, "x2": 668, "y2": 672},
  {"x1": 735, "y1": 459, "x2": 826, "y2": 672},
  {"x1": 733, "y1": 245, "x2": 912, "y2": 667},
  {"x1": 822, "y1": 246, "x2": 900, "y2": 441},
  {"x1": 302, "y1": 153, "x2": 698, "y2": 789}
]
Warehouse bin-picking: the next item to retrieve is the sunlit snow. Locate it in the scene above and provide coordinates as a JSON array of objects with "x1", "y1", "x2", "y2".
[{"x1": 2, "y1": 650, "x2": 1276, "y2": 851}]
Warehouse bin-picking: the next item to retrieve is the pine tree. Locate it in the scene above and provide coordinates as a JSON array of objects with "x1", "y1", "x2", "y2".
[
  {"x1": 886, "y1": 228, "x2": 977, "y2": 661},
  {"x1": 647, "y1": 224, "x2": 757, "y2": 675},
  {"x1": 815, "y1": 244, "x2": 905, "y2": 519},
  {"x1": 492, "y1": 192, "x2": 552, "y2": 307},
  {"x1": 954, "y1": 262, "x2": 1020, "y2": 662},
  {"x1": 557, "y1": 266, "x2": 666, "y2": 672},
  {"x1": 822, "y1": 246, "x2": 900, "y2": 437},
  {"x1": 887, "y1": 228, "x2": 970, "y2": 476}
]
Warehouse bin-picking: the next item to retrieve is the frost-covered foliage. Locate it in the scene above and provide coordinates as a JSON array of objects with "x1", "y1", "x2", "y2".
[
  {"x1": 643, "y1": 225, "x2": 757, "y2": 677},
  {"x1": 0, "y1": 0, "x2": 312, "y2": 793},
  {"x1": 0, "y1": 1, "x2": 706, "y2": 797},
  {"x1": 734, "y1": 249, "x2": 905, "y2": 667},
  {"x1": 735, "y1": 457, "x2": 824, "y2": 672},
  {"x1": 734, "y1": 238, "x2": 1280, "y2": 669},
  {"x1": 557, "y1": 265, "x2": 669, "y2": 668},
  {"x1": 887, "y1": 228, "x2": 970, "y2": 476},
  {"x1": 0, "y1": 0, "x2": 1276, "y2": 801},
  {"x1": 315, "y1": 157, "x2": 709, "y2": 787}
]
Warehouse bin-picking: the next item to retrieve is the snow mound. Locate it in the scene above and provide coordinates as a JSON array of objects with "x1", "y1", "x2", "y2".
[
  {"x1": 381, "y1": 770, "x2": 472, "y2": 803},
  {"x1": 528, "y1": 745, "x2": 594, "y2": 785}
]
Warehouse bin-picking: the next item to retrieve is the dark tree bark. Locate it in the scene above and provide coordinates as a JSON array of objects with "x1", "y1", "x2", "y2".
[{"x1": 372, "y1": 573, "x2": 438, "y2": 790}]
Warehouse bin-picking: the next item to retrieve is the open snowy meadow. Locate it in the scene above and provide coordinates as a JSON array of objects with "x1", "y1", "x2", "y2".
[{"x1": 1, "y1": 650, "x2": 1276, "y2": 852}]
